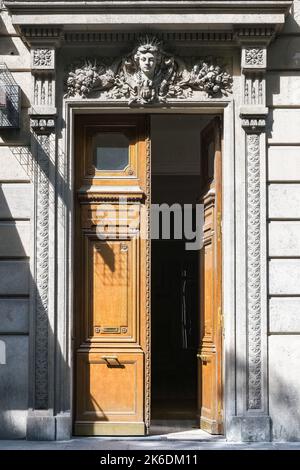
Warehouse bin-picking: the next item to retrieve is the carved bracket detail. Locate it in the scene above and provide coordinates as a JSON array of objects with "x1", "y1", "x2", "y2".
[{"x1": 31, "y1": 117, "x2": 56, "y2": 133}]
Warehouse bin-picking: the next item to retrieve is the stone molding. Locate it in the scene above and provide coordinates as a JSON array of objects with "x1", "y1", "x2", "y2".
[
  {"x1": 64, "y1": 31, "x2": 235, "y2": 45},
  {"x1": 30, "y1": 117, "x2": 56, "y2": 133},
  {"x1": 241, "y1": 117, "x2": 266, "y2": 132},
  {"x1": 34, "y1": 133, "x2": 50, "y2": 410},
  {"x1": 20, "y1": 26, "x2": 63, "y2": 47},
  {"x1": 246, "y1": 132, "x2": 262, "y2": 410}
]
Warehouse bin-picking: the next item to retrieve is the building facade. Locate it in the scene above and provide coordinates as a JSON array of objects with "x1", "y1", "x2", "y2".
[{"x1": 0, "y1": 0, "x2": 300, "y2": 442}]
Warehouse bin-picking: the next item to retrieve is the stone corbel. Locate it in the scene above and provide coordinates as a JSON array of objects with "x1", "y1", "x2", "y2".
[
  {"x1": 241, "y1": 116, "x2": 266, "y2": 133},
  {"x1": 236, "y1": 26, "x2": 272, "y2": 118},
  {"x1": 30, "y1": 117, "x2": 56, "y2": 134},
  {"x1": 24, "y1": 27, "x2": 62, "y2": 117},
  {"x1": 30, "y1": 47, "x2": 57, "y2": 116}
]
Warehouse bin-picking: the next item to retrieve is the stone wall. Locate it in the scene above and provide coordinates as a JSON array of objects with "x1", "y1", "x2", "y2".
[
  {"x1": 267, "y1": 1, "x2": 300, "y2": 441},
  {"x1": 0, "y1": 7, "x2": 32, "y2": 438}
]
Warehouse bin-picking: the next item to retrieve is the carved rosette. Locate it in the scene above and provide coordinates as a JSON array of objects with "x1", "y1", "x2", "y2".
[
  {"x1": 34, "y1": 134, "x2": 50, "y2": 409},
  {"x1": 245, "y1": 49, "x2": 264, "y2": 66},
  {"x1": 242, "y1": 46, "x2": 267, "y2": 71},
  {"x1": 65, "y1": 35, "x2": 232, "y2": 105},
  {"x1": 32, "y1": 48, "x2": 55, "y2": 69},
  {"x1": 246, "y1": 133, "x2": 262, "y2": 410}
]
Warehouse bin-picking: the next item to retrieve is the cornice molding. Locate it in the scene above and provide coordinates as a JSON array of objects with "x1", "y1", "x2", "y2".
[
  {"x1": 5, "y1": 1, "x2": 292, "y2": 31},
  {"x1": 4, "y1": 1, "x2": 293, "y2": 10},
  {"x1": 64, "y1": 31, "x2": 235, "y2": 45}
]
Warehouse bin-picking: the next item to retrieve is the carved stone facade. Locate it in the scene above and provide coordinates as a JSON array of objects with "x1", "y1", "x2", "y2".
[
  {"x1": 236, "y1": 29, "x2": 270, "y2": 439},
  {"x1": 1, "y1": 0, "x2": 296, "y2": 444},
  {"x1": 34, "y1": 133, "x2": 50, "y2": 410},
  {"x1": 246, "y1": 133, "x2": 262, "y2": 410},
  {"x1": 31, "y1": 48, "x2": 56, "y2": 114},
  {"x1": 65, "y1": 35, "x2": 232, "y2": 104},
  {"x1": 244, "y1": 48, "x2": 264, "y2": 66},
  {"x1": 32, "y1": 49, "x2": 54, "y2": 69}
]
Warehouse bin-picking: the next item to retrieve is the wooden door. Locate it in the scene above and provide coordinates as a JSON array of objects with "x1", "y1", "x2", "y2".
[
  {"x1": 74, "y1": 114, "x2": 150, "y2": 436},
  {"x1": 198, "y1": 117, "x2": 223, "y2": 434}
]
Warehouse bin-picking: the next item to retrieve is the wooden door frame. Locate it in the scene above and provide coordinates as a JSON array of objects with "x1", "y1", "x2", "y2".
[{"x1": 65, "y1": 102, "x2": 236, "y2": 437}]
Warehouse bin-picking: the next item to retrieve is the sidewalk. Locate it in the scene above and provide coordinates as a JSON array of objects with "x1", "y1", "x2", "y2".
[{"x1": 0, "y1": 430, "x2": 300, "y2": 450}]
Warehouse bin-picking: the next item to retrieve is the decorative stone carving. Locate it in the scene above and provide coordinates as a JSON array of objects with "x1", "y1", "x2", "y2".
[
  {"x1": 244, "y1": 75, "x2": 264, "y2": 106},
  {"x1": 34, "y1": 133, "x2": 50, "y2": 409},
  {"x1": 242, "y1": 118, "x2": 266, "y2": 131},
  {"x1": 32, "y1": 49, "x2": 55, "y2": 69},
  {"x1": 64, "y1": 31, "x2": 235, "y2": 45},
  {"x1": 33, "y1": 76, "x2": 54, "y2": 108},
  {"x1": 245, "y1": 48, "x2": 264, "y2": 66},
  {"x1": 31, "y1": 47, "x2": 56, "y2": 115},
  {"x1": 31, "y1": 117, "x2": 55, "y2": 133},
  {"x1": 246, "y1": 133, "x2": 262, "y2": 410},
  {"x1": 65, "y1": 35, "x2": 232, "y2": 104},
  {"x1": 242, "y1": 47, "x2": 266, "y2": 70}
]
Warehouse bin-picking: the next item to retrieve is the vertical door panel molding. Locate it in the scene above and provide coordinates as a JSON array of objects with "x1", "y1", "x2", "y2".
[{"x1": 144, "y1": 116, "x2": 151, "y2": 432}]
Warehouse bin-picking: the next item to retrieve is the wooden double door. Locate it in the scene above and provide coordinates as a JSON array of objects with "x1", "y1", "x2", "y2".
[{"x1": 74, "y1": 114, "x2": 223, "y2": 436}]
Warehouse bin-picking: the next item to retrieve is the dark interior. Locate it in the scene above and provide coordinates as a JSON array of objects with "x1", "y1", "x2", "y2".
[
  {"x1": 150, "y1": 115, "x2": 214, "y2": 428},
  {"x1": 151, "y1": 237, "x2": 199, "y2": 422}
]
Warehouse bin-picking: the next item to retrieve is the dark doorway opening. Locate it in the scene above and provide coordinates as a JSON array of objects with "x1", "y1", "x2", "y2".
[
  {"x1": 151, "y1": 238, "x2": 199, "y2": 425},
  {"x1": 150, "y1": 114, "x2": 214, "y2": 431}
]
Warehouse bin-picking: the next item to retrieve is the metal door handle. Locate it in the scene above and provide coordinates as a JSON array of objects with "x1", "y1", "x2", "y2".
[
  {"x1": 101, "y1": 355, "x2": 121, "y2": 366},
  {"x1": 197, "y1": 353, "x2": 212, "y2": 363}
]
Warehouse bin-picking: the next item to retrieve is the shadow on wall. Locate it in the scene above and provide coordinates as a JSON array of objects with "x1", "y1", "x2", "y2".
[
  {"x1": 0, "y1": 12, "x2": 31, "y2": 111},
  {"x1": 270, "y1": 373, "x2": 300, "y2": 441},
  {"x1": 0, "y1": 128, "x2": 71, "y2": 440},
  {"x1": 226, "y1": 337, "x2": 300, "y2": 442}
]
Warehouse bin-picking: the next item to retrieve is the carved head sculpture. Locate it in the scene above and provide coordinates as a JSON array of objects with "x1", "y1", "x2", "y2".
[{"x1": 133, "y1": 36, "x2": 162, "y2": 78}]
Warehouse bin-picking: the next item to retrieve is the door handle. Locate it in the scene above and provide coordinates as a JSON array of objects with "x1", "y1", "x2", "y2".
[
  {"x1": 197, "y1": 353, "x2": 212, "y2": 363},
  {"x1": 101, "y1": 355, "x2": 121, "y2": 366}
]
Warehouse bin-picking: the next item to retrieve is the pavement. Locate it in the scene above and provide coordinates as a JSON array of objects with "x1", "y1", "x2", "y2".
[{"x1": 0, "y1": 429, "x2": 300, "y2": 450}]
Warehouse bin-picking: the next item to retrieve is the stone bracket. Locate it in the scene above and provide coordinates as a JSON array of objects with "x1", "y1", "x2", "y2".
[{"x1": 30, "y1": 116, "x2": 56, "y2": 134}]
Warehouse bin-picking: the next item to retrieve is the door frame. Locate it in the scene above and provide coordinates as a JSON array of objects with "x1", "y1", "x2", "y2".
[{"x1": 64, "y1": 101, "x2": 236, "y2": 437}]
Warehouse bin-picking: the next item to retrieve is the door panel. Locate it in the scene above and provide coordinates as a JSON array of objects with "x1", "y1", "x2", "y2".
[
  {"x1": 198, "y1": 117, "x2": 223, "y2": 434},
  {"x1": 85, "y1": 236, "x2": 138, "y2": 343},
  {"x1": 74, "y1": 115, "x2": 150, "y2": 436},
  {"x1": 75, "y1": 352, "x2": 144, "y2": 435}
]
